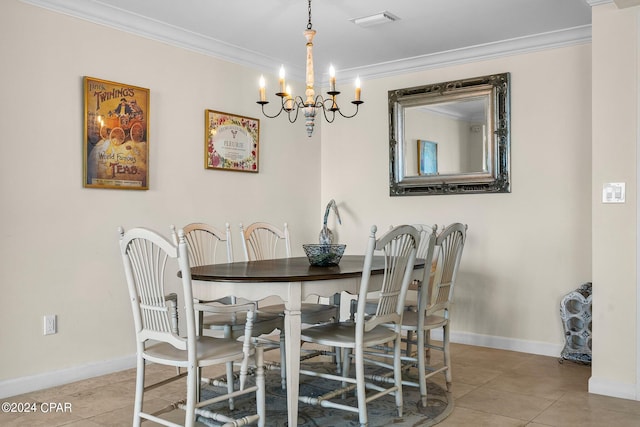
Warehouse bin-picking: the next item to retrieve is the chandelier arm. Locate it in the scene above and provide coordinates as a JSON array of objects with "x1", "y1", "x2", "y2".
[
  {"x1": 336, "y1": 103, "x2": 362, "y2": 119},
  {"x1": 318, "y1": 95, "x2": 339, "y2": 111},
  {"x1": 258, "y1": 102, "x2": 287, "y2": 119},
  {"x1": 284, "y1": 97, "x2": 305, "y2": 123},
  {"x1": 319, "y1": 105, "x2": 337, "y2": 123}
]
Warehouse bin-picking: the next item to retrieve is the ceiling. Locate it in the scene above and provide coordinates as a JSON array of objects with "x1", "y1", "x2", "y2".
[{"x1": 26, "y1": 0, "x2": 596, "y2": 82}]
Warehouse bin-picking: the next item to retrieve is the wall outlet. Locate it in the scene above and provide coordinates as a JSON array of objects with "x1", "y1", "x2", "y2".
[{"x1": 44, "y1": 314, "x2": 57, "y2": 335}]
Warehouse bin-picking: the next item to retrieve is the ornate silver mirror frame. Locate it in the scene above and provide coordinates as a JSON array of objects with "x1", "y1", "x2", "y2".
[{"x1": 389, "y1": 73, "x2": 510, "y2": 196}]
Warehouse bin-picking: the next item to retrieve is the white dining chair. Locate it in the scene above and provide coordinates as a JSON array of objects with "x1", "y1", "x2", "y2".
[
  {"x1": 400, "y1": 223, "x2": 467, "y2": 406},
  {"x1": 240, "y1": 221, "x2": 340, "y2": 323},
  {"x1": 348, "y1": 223, "x2": 438, "y2": 332},
  {"x1": 297, "y1": 224, "x2": 420, "y2": 427},
  {"x1": 402, "y1": 224, "x2": 439, "y2": 359},
  {"x1": 240, "y1": 222, "x2": 292, "y2": 261},
  {"x1": 239, "y1": 222, "x2": 342, "y2": 376},
  {"x1": 118, "y1": 226, "x2": 265, "y2": 427},
  {"x1": 171, "y1": 222, "x2": 284, "y2": 401}
]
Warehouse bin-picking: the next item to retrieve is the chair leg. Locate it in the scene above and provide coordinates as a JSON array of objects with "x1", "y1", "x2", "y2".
[
  {"x1": 393, "y1": 335, "x2": 404, "y2": 418},
  {"x1": 185, "y1": 365, "x2": 197, "y2": 427},
  {"x1": 406, "y1": 330, "x2": 414, "y2": 358},
  {"x1": 425, "y1": 329, "x2": 432, "y2": 364},
  {"x1": 223, "y1": 325, "x2": 236, "y2": 409},
  {"x1": 279, "y1": 330, "x2": 286, "y2": 390},
  {"x1": 255, "y1": 346, "x2": 266, "y2": 427},
  {"x1": 226, "y1": 362, "x2": 235, "y2": 410},
  {"x1": 417, "y1": 327, "x2": 428, "y2": 407},
  {"x1": 443, "y1": 324, "x2": 452, "y2": 391},
  {"x1": 133, "y1": 356, "x2": 145, "y2": 427},
  {"x1": 355, "y1": 346, "x2": 368, "y2": 427},
  {"x1": 341, "y1": 348, "x2": 352, "y2": 399},
  {"x1": 196, "y1": 367, "x2": 202, "y2": 402}
]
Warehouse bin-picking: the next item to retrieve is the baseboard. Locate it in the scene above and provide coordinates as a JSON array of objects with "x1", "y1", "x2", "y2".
[
  {"x1": 0, "y1": 354, "x2": 136, "y2": 399},
  {"x1": 433, "y1": 330, "x2": 638, "y2": 401},
  {"x1": 430, "y1": 329, "x2": 564, "y2": 357},
  {"x1": 589, "y1": 376, "x2": 638, "y2": 401}
]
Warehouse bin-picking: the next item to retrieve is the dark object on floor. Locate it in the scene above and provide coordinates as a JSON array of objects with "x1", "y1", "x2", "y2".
[{"x1": 560, "y1": 282, "x2": 592, "y2": 364}]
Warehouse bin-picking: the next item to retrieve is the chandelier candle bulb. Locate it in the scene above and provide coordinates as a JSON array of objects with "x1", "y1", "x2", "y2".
[
  {"x1": 279, "y1": 66, "x2": 286, "y2": 95},
  {"x1": 259, "y1": 76, "x2": 266, "y2": 102},
  {"x1": 285, "y1": 85, "x2": 293, "y2": 110},
  {"x1": 355, "y1": 77, "x2": 361, "y2": 102},
  {"x1": 329, "y1": 65, "x2": 336, "y2": 93}
]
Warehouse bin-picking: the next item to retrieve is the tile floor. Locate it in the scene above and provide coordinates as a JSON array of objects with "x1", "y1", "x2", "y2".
[{"x1": 2, "y1": 343, "x2": 640, "y2": 426}]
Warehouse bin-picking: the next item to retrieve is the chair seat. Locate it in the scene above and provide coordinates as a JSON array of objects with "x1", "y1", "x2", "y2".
[
  {"x1": 143, "y1": 335, "x2": 247, "y2": 367},
  {"x1": 300, "y1": 321, "x2": 399, "y2": 348},
  {"x1": 260, "y1": 302, "x2": 339, "y2": 324},
  {"x1": 400, "y1": 311, "x2": 447, "y2": 330}
]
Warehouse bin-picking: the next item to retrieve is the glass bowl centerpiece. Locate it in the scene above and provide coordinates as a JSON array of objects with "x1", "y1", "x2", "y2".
[{"x1": 303, "y1": 244, "x2": 346, "y2": 266}]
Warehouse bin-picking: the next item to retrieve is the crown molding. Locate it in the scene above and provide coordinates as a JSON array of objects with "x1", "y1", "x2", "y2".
[
  {"x1": 21, "y1": 0, "x2": 591, "y2": 83},
  {"x1": 340, "y1": 25, "x2": 592, "y2": 82},
  {"x1": 585, "y1": 0, "x2": 613, "y2": 6}
]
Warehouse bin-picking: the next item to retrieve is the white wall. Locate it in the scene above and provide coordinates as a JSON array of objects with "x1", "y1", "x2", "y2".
[
  {"x1": 590, "y1": 3, "x2": 638, "y2": 400},
  {"x1": 321, "y1": 46, "x2": 593, "y2": 355},
  {"x1": 0, "y1": 0, "x2": 320, "y2": 386},
  {"x1": 3, "y1": 0, "x2": 639, "y2": 401}
]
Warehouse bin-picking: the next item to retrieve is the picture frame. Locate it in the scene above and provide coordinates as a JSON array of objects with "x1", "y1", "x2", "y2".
[
  {"x1": 418, "y1": 140, "x2": 438, "y2": 175},
  {"x1": 83, "y1": 76, "x2": 149, "y2": 190},
  {"x1": 205, "y1": 110, "x2": 259, "y2": 173}
]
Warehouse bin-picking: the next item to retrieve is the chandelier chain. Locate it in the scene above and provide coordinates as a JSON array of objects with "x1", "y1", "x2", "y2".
[{"x1": 307, "y1": 0, "x2": 312, "y2": 30}]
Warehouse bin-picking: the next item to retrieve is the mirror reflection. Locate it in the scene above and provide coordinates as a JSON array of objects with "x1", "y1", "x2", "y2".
[
  {"x1": 403, "y1": 97, "x2": 488, "y2": 177},
  {"x1": 389, "y1": 73, "x2": 510, "y2": 196}
]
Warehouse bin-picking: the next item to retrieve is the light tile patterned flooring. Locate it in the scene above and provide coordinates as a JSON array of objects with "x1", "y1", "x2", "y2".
[{"x1": 2, "y1": 343, "x2": 640, "y2": 426}]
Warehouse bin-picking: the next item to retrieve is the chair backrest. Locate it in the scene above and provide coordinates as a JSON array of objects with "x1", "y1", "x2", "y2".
[
  {"x1": 413, "y1": 224, "x2": 438, "y2": 274},
  {"x1": 428, "y1": 223, "x2": 467, "y2": 316},
  {"x1": 354, "y1": 225, "x2": 420, "y2": 334},
  {"x1": 240, "y1": 222, "x2": 291, "y2": 261},
  {"x1": 411, "y1": 224, "x2": 438, "y2": 283},
  {"x1": 118, "y1": 227, "x2": 196, "y2": 352},
  {"x1": 170, "y1": 222, "x2": 233, "y2": 267}
]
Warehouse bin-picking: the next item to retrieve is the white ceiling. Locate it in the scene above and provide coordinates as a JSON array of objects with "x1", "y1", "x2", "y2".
[{"x1": 25, "y1": 0, "x2": 595, "y2": 82}]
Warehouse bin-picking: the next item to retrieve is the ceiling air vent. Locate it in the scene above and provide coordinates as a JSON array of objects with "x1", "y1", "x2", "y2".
[{"x1": 350, "y1": 11, "x2": 399, "y2": 28}]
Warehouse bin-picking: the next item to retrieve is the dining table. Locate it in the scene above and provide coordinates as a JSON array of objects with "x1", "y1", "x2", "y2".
[{"x1": 189, "y1": 254, "x2": 425, "y2": 426}]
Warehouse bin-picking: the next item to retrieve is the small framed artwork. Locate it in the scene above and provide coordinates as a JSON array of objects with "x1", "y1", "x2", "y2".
[
  {"x1": 205, "y1": 110, "x2": 259, "y2": 172},
  {"x1": 418, "y1": 140, "x2": 438, "y2": 175},
  {"x1": 83, "y1": 76, "x2": 149, "y2": 189}
]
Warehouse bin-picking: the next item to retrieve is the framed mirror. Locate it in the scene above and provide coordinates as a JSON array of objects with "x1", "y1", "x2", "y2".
[{"x1": 389, "y1": 73, "x2": 510, "y2": 196}]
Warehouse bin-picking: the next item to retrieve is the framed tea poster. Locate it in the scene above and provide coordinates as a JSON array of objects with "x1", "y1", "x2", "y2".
[
  {"x1": 83, "y1": 76, "x2": 149, "y2": 189},
  {"x1": 418, "y1": 139, "x2": 438, "y2": 175},
  {"x1": 205, "y1": 110, "x2": 259, "y2": 172}
]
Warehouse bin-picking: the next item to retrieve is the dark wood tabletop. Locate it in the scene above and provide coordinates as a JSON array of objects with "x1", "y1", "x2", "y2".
[{"x1": 190, "y1": 255, "x2": 425, "y2": 283}]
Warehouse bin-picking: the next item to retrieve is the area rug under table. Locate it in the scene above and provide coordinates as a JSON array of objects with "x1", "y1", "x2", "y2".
[{"x1": 198, "y1": 363, "x2": 453, "y2": 427}]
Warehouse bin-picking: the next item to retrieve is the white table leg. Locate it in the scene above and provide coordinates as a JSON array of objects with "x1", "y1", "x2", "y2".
[{"x1": 284, "y1": 282, "x2": 302, "y2": 427}]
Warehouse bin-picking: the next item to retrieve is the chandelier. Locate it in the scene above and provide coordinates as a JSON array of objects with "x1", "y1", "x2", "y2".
[{"x1": 257, "y1": 0, "x2": 363, "y2": 137}]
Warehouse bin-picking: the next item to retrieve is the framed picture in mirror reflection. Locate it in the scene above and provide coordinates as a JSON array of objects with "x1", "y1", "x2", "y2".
[{"x1": 418, "y1": 140, "x2": 438, "y2": 175}]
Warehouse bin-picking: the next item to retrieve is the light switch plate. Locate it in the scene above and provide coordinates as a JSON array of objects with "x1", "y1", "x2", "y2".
[{"x1": 602, "y1": 182, "x2": 625, "y2": 203}]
